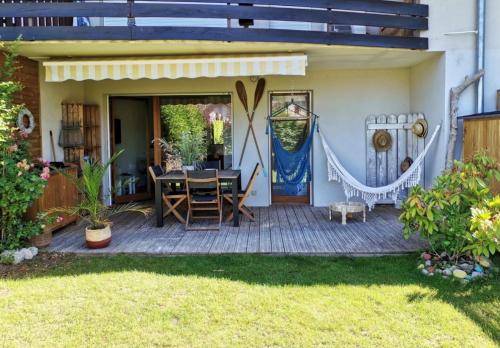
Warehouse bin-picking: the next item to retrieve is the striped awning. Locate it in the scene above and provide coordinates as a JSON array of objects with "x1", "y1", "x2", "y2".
[{"x1": 43, "y1": 54, "x2": 307, "y2": 82}]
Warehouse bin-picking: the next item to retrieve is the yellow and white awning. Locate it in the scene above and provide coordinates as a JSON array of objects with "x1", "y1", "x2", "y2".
[{"x1": 43, "y1": 54, "x2": 307, "y2": 82}]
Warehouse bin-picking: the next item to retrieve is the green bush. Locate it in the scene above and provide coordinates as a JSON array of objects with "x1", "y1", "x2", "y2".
[
  {"x1": 468, "y1": 196, "x2": 500, "y2": 257},
  {"x1": 160, "y1": 105, "x2": 207, "y2": 165},
  {"x1": 0, "y1": 43, "x2": 49, "y2": 251},
  {"x1": 400, "y1": 152, "x2": 500, "y2": 260}
]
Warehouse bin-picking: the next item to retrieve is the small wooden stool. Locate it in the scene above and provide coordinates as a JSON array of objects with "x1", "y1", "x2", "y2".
[{"x1": 329, "y1": 202, "x2": 366, "y2": 225}]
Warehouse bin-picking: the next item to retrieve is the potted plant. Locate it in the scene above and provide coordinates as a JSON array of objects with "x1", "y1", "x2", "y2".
[
  {"x1": 48, "y1": 150, "x2": 151, "y2": 249},
  {"x1": 177, "y1": 132, "x2": 207, "y2": 171}
]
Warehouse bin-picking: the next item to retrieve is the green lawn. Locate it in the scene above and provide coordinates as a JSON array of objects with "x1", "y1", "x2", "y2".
[{"x1": 1, "y1": 254, "x2": 499, "y2": 347}]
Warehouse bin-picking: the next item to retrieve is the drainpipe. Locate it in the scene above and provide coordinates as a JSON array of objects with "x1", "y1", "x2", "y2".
[{"x1": 476, "y1": 0, "x2": 486, "y2": 113}]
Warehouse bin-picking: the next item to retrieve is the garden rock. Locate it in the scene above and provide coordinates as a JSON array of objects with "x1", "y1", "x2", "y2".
[
  {"x1": 478, "y1": 258, "x2": 492, "y2": 268},
  {"x1": 12, "y1": 251, "x2": 24, "y2": 264},
  {"x1": 474, "y1": 264, "x2": 484, "y2": 273},
  {"x1": 418, "y1": 252, "x2": 495, "y2": 284},
  {"x1": 1, "y1": 250, "x2": 15, "y2": 264},
  {"x1": 28, "y1": 247, "x2": 38, "y2": 257},
  {"x1": 453, "y1": 270, "x2": 467, "y2": 279},
  {"x1": 459, "y1": 263, "x2": 473, "y2": 273},
  {"x1": 0, "y1": 247, "x2": 39, "y2": 265},
  {"x1": 20, "y1": 248, "x2": 33, "y2": 260},
  {"x1": 471, "y1": 271, "x2": 483, "y2": 279}
]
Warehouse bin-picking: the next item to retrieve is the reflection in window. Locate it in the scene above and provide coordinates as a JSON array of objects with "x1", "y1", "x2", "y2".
[{"x1": 160, "y1": 95, "x2": 232, "y2": 170}]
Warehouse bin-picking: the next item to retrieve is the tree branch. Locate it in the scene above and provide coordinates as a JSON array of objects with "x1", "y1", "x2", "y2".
[{"x1": 445, "y1": 70, "x2": 485, "y2": 170}]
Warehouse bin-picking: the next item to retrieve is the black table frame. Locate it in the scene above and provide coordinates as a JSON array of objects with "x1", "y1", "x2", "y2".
[{"x1": 155, "y1": 170, "x2": 242, "y2": 228}]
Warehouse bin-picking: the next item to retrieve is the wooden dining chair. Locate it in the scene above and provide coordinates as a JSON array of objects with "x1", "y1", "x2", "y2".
[
  {"x1": 223, "y1": 163, "x2": 261, "y2": 222},
  {"x1": 148, "y1": 165, "x2": 187, "y2": 224},
  {"x1": 185, "y1": 169, "x2": 222, "y2": 231}
]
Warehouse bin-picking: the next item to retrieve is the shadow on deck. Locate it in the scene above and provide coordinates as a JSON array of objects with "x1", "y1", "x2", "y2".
[{"x1": 47, "y1": 204, "x2": 425, "y2": 256}]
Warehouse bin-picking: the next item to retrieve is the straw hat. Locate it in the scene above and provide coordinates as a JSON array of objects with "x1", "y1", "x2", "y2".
[
  {"x1": 412, "y1": 119, "x2": 428, "y2": 138},
  {"x1": 400, "y1": 157, "x2": 414, "y2": 173},
  {"x1": 373, "y1": 130, "x2": 392, "y2": 152}
]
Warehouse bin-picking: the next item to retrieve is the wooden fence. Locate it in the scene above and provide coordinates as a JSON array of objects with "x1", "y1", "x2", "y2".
[{"x1": 463, "y1": 113, "x2": 500, "y2": 193}]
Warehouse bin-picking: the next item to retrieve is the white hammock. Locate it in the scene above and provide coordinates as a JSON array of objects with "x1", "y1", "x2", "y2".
[{"x1": 320, "y1": 124, "x2": 441, "y2": 209}]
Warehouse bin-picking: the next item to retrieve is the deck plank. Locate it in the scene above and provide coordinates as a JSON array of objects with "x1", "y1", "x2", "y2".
[
  {"x1": 275, "y1": 204, "x2": 297, "y2": 253},
  {"x1": 246, "y1": 208, "x2": 260, "y2": 253},
  {"x1": 48, "y1": 205, "x2": 422, "y2": 255},
  {"x1": 258, "y1": 207, "x2": 272, "y2": 253},
  {"x1": 269, "y1": 205, "x2": 285, "y2": 253}
]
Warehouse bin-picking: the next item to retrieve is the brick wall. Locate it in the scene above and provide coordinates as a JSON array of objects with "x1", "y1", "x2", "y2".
[{"x1": 0, "y1": 54, "x2": 42, "y2": 158}]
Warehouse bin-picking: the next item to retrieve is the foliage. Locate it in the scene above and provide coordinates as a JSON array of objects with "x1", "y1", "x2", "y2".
[
  {"x1": 177, "y1": 132, "x2": 207, "y2": 166},
  {"x1": 158, "y1": 138, "x2": 182, "y2": 171},
  {"x1": 160, "y1": 104, "x2": 207, "y2": 165},
  {"x1": 469, "y1": 196, "x2": 500, "y2": 257},
  {"x1": 401, "y1": 152, "x2": 500, "y2": 260},
  {"x1": 272, "y1": 119, "x2": 308, "y2": 151},
  {"x1": 47, "y1": 150, "x2": 151, "y2": 230},
  {"x1": 0, "y1": 42, "x2": 49, "y2": 251}
]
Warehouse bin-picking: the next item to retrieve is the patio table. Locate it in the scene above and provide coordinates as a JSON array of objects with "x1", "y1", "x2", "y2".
[{"x1": 155, "y1": 170, "x2": 242, "y2": 228}]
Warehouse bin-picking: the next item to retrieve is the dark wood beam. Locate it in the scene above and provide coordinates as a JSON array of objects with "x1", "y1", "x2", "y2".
[
  {"x1": 0, "y1": 2, "x2": 428, "y2": 30},
  {"x1": 133, "y1": 4, "x2": 427, "y2": 30},
  {"x1": 129, "y1": 0, "x2": 429, "y2": 17},
  {"x1": 0, "y1": 26, "x2": 428, "y2": 50}
]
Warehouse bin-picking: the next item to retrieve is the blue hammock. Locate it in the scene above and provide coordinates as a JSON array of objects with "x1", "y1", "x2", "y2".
[{"x1": 268, "y1": 114, "x2": 317, "y2": 195}]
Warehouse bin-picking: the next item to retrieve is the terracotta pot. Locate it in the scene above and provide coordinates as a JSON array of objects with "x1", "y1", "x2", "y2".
[
  {"x1": 31, "y1": 228, "x2": 52, "y2": 248},
  {"x1": 85, "y1": 224, "x2": 112, "y2": 249}
]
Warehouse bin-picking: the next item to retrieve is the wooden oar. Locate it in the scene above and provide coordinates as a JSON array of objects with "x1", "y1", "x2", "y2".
[
  {"x1": 236, "y1": 79, "x2": 266, "y2": 172},
  {"x1": 236, "y1": 80, "x2": 251, "y2": 167},
  {"x1": 247, "y1": 78, "x2": 266, "y2": 172}
]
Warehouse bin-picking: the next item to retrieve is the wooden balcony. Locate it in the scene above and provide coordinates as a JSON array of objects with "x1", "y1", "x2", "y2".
[{"x1": 0, "y1": 1, "x2": 428, "y2": 50}]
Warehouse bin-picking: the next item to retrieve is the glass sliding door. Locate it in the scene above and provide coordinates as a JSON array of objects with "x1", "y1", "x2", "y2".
[
  {"x1": 159, "y1": 95, "x2": 232, "y2": 170},
  {"x1": 270, "y1": 92, "x2": 312, "y2": 204},
  {"x1": 109, "y1": 96, "x2": 154, "y2": 203}
]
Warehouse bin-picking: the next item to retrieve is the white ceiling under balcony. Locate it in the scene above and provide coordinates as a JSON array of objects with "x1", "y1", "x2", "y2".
[{"x1": 17, "y1": 40, "x2": 439, "y2": 70}]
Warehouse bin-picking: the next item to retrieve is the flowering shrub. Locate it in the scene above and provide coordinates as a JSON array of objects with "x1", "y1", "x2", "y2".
[
  {"x1": 400, "y1": 152, "x2": 500, "y2": 260},
  {"x1": 468, "y1": 196, "x2": 500, "y2": 257},
  {"x1": 0, "y1": 43, "x2": 50, "y2": 251}
]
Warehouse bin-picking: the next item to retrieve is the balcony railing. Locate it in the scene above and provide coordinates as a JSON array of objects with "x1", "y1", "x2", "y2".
[{"x1": 0, "y1": 0, "x2": 429, "y2": 50}]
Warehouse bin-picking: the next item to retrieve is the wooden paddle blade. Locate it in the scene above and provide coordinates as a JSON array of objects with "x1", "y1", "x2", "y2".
[
  {"x1": 235, "y1": 80, "x2": 249, "y2": 113},
  {"x1": 253, "y1": 78, "x2": 266, "y2": 110}
]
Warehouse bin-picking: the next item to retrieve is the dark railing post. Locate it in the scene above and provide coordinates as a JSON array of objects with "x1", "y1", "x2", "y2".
[
  {"x1": 238, "y1": 3, "x2": 253, "y2": 28},
  {"x1": 127, "y1": 0, "x2": 135, "y2": 27}
]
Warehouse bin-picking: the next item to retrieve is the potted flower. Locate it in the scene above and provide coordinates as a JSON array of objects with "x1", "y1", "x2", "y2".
[{"x1": 48, "y1": 150, "x2": 151, "y2": 249}]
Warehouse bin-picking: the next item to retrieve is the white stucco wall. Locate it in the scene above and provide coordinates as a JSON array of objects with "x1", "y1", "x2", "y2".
[
  {"x1": 39, "y1": 66, "x2": 85, "y2": 162},
  {"x1": 36, "y1": 68, "x2": 412, "y2": 206},
  {"x1": 410, "y1": 54, "x2": 447, "y2": 188},
  {"x1": 423, "y1": 0, "x2": 500, "y2": 115}
]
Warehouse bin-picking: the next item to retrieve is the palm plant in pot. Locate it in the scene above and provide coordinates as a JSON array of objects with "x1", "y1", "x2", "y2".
[{"x1": 48, "y1": 150, "x2": 151, "y2": 249}]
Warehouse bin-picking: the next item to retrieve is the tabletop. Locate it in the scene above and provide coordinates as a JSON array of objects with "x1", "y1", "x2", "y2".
[{"x1": 157, "y1": 169, "x2": 241, "y2": 181}]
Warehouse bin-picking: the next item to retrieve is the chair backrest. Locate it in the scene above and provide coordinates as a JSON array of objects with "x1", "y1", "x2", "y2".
[
  {"x1": 186, "y1": 169, "x2": 218, "y2": 190},
  {"x1": 244, "y1": 163, "x2": 261, "y2": 193},
  {"x1": 148, "y1": 165, "x2": 164, "y2": 182}
]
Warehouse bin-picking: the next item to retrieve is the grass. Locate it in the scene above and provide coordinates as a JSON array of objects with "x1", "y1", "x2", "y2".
[{"x1": 0, "y1": 254, "x2": 499, "y2": 347}]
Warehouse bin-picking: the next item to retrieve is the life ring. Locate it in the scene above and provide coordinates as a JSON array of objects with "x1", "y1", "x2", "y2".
[{"x1": 17, "y1": 108, "x2": 35, "y2": 134}]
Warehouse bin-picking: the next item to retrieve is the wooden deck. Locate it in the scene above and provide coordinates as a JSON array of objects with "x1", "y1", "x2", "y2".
[{"x1": 47, "y1": 205, "x2": 425, "y2": 255}]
